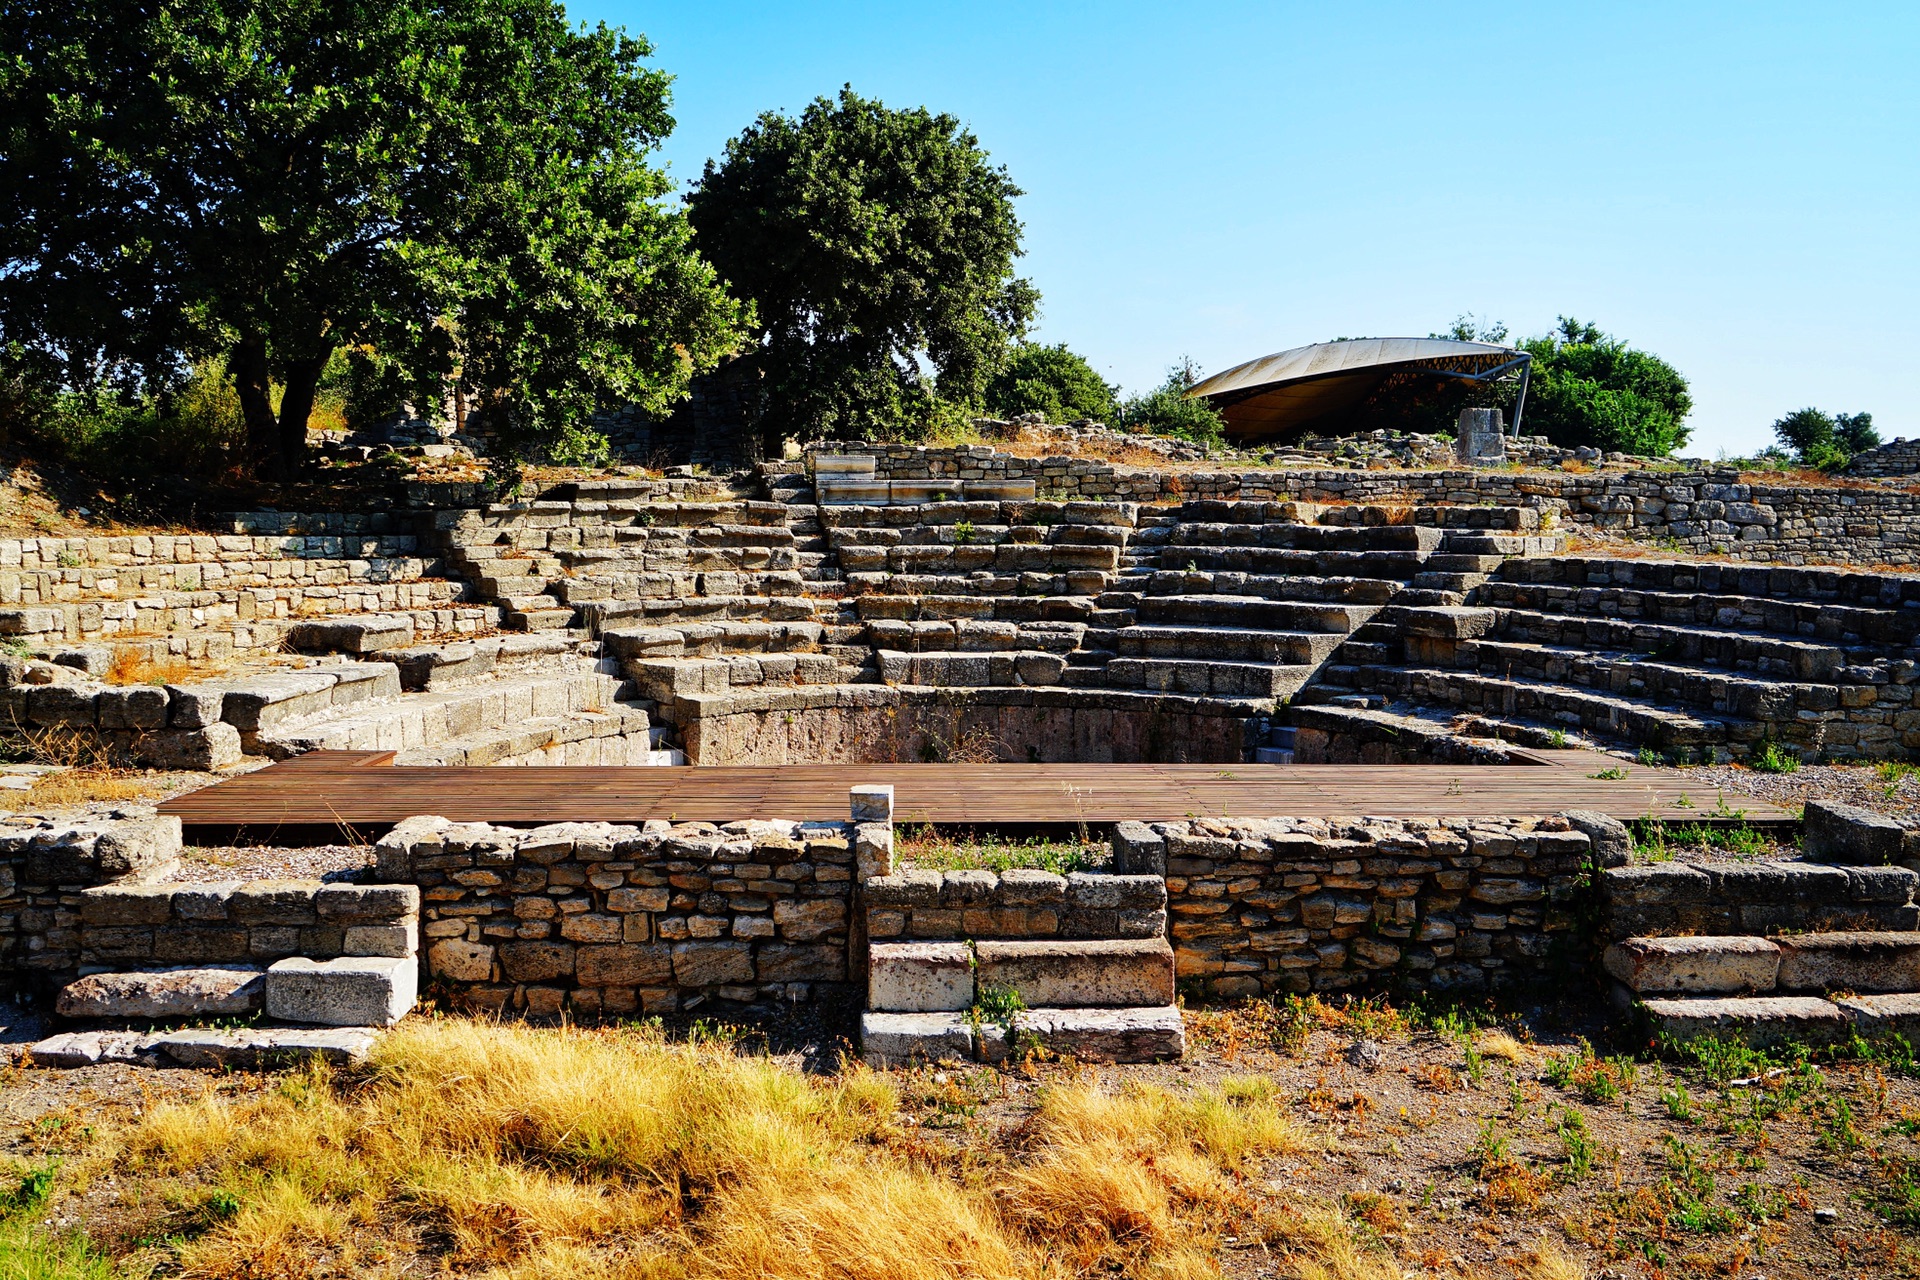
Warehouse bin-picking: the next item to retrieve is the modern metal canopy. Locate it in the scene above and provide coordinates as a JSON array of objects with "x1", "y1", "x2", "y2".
[{"x1": 1187, "y1": 338, "x2": 1532, "y2": 442}]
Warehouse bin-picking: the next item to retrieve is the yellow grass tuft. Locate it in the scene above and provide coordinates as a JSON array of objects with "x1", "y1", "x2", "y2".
[
  {"x1": 1474, "y1": 1029, "x2": 1531, "y2": 1063},
  {"x1": 104, "y1": 645, "x2": 198, "y2": 686},
  {"x1": 112, "y1": 1020, "x2": 1314, "y2": 1280}
]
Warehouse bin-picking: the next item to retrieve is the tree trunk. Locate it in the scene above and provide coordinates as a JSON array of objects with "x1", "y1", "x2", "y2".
[
  {"x1": 275, "y1": 355, "x2": 327, "y2": 479},
  {"x1": 231, "y1": 337, "x2": 281, "y2": 480}
]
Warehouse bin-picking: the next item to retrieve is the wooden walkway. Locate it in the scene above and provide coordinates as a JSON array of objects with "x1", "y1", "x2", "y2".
[{"x1": 156, "y1": 750, "x2": 1794, "y2": 835}]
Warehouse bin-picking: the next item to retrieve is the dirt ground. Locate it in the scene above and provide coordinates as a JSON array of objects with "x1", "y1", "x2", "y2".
[{"x1": 5, "y1": 992, "x2": 1920, "y2": 1278}]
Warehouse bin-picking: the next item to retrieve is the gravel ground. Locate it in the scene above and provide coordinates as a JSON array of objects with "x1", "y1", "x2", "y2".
[
  {"x1": 1696, "y1": 762, "x2": 1920, "y2": 825},
  {"x1": 166, "y1": 843, "x2": 371, "y2": 883}
]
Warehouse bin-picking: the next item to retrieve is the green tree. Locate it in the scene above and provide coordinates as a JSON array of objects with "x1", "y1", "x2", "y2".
[
  {"x1": 1120, "y1": 358, "x2": 1226, "y2": 447},
  {"x1": 1519, "y1": 318, "x2": 1693, "y2": 456},
  {"x1": 983, "y1": 342, "x2": 1119, "y2": 424},
  {"x1": 1772, "y1": 407, "x2": 1879, "y2": 468},
  {"x1": 687, "y1": 87, "x2": 1037, "y2": 447},
  {"x1": 0, "y1": 0, "x2": 746, "y2": 479}
]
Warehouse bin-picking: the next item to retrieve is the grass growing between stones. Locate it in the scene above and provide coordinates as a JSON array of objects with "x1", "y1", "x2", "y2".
[
  {"x1": 79, "y1": 1018, "x2": 1305, "y2": 1279},
  {"x1": 896, "y1": 827, "x2": 1101, "y2": 876}
]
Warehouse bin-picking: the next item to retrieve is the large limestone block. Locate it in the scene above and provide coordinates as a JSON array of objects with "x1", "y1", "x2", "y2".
[
  {"x1": 974, "y1": 939, "x2": 1175, "y2": 1008},
  {"x1": 984, "y1": 1005, "x2": 1186, "y2": 1063},
  {"x1": 1602, "y1": 936, "x2": 1780, "y2": 995},
  {"x1": 1836, "y1": 993, "x2": 1920, "y2": 1041},
  {"x1": 861, "y1": 1010, "x2": 974, "y2": 1067},
  {"x1": 1640, "y1": 995, "x2": 1851, "y2": 1047},
  {"x1": 1776, "y1": 932, "x2": 1920, "y2": 993},
  {"x1": 265, "y1": 956, "x2": 416, "y2": 1027},
  {"x1": 56, "y1": 966, "x2": 264, "y2": 1019},
  {"x1": 287, "y1": 615, "x2": 416, "y2": 655},
  {"x1": 868, "y1": 942, "x2": 974, "y2": 1012},
  {"x1": 1803, "y1": 800, "x2": 1909, "y2": 866},
  {"x1": 152, "y1": 1026, "x2": 379, "y2": 1068}
]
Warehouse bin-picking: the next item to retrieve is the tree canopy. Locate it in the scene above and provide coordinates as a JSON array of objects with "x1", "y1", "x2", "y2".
[
  {"x1": 1772, "y1": 408, "x2": 1879, "y2": 469},
  {"x1": 1519, "y1": 318, "x2": 1693, "y2": 456},
  {"x1": 1120, "y1": 359, "x2": 1225, "y2": 447},
  {"x1": 983, "y1": 342, "x2": 1119, "y2": 425},
  {"x1": 687, "y1": 87, "x2": 1037, "y2": 446},
  {"x1": 0, "y1": 0, "x2": 746, "y2": 478}
]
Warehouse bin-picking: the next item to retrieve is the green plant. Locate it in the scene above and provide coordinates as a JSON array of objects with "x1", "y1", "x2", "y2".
[
  {"x1": 1749, "y1": 739, "x2": 1800, "y2": 774},
  {"x1": 1879, "y1": 760, "x2": 1917, "y2": 798},
  {"x1": 1661, "y1": 1136, "x2": 1738, "y2": 1232},
  {"x1": 983, "y1": 341, "x2": 1120, "y2": 425},
  {"x1": 952, "y1": 520, "x2": 975, "y2": 544},
  {"x1": 1118, "y1": 358, "x2": 1225, "y2": 447},
  {"x1": 1637, "y1": 745, "x2": 1662, "y2": 767},
  {"x1": 1589, "y1": 766, "x2": 1628, "y2": 780},
  {"x1": 1661, "y1": 1082, "x2": 1696, "y2": 1122},
  {"x1": 1518, "y1": 317, "x2": 1694, "y2": 457},
  {"x1": 1543, "y1": 1042, "x2": 1635, "y2": 1104},
  {"x1": 1555, "y1": 1107, "x2": 1595, "y2": 1179},
  {"x1": 1546, "y1": 729, "x2": 1568, "y2": 748}
]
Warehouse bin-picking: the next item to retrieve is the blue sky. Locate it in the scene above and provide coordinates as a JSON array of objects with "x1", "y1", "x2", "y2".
[{"x1": 571, "y1": 2, "x2": 1919, "y2": 456}]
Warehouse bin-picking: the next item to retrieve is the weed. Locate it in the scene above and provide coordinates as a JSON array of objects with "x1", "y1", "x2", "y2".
[
  {"x1": 1588, "y1": 766, "x2": 1628, "y2": 780},
  {"x1": 897, "y1": 827, "x2": 1096, "y2": 876},
  {"x1": 1749, "y1": 738, "x2": 1800, "y2": 773},
  {"x1": 1880, "y1": 760, "x2": 1917, "y2": 798},
  {"x1": 1637, "y1": 745, "x2": 1662, "y2": 767},
  {"x1": 1543, "y1": 1041, "x2": 1636, "y2": 1104},
  {"x1": 1661, "y1": 1135, "x2": 1739, "y2": 1232},
  {"x1": 104, "y1": 645, "x2": 198, "y2": 686},
  {"x1": 1733, "y1": 1181, "x2": 1787, "y2": 1222},
  {"x1": 1556, "y1": 1107, "x2": 1595, "y2": 1179},
  {"x1": 951, "y1": 520, "x2": 975, "y2": 544},
  {"x1": 1547, "y1": 729, "x2": 1568, "y2": 748},
  {"x1": 1661, "y1": 1082, "x2": 1696, "y2": 1123}
]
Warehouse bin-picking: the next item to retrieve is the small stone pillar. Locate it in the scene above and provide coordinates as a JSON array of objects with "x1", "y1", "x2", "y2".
[
  {"x1": 1454, "y1": 407, "x2": 1506, "y2": 466},
  {"x1": 850, "y1": 785, "x2": 895, "y2": 881}
]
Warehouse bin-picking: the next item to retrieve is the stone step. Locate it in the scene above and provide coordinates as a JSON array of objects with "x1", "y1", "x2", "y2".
[
  {"x1": 1495, "y1": 553, "x2": 1920, "y2": 612},
  {"x1": 601, "y1": 621, "x2": 826, "y2": 660},
  {"x1": 1165, "y1": 523, "x2": 1442, "y2": 553},
  {"x1": 1112, "y1": 625, "x2": 1345, "y2": 665},
  {"x1": 873, "y1": 650, "x2": 1068, "y2": 688},
  {"x1": 55, "y1": 965, "x2": 265, "y2": 1019},
  {"x1": 1463, "y1": 639, "x2": 1827, "y2": 724},
  {"x1": 1445, "y1": 533, "x2": 1565, "y2": 556},
  {"x1": 1601, "y1": 861, "x2": 1920, "y2": 941},
  {"x1": 255, "y1": 666, "x2": 624, "y2": 757},
  {"x1": 506, "y1": 607, "x2": 576, "y2": 632},
  {"x1": 852, "y1": 594, "x2": 1100, "y2": 625},
  {"x1": 1285, "y1": 702, "x2": 1543, "y2": 765},
  {"x1": 1639, "y1": 991, "x2": 1920, "y2": 1047},
  {"x1": 1478, "y1": 576, "x2": 1915, "y2": 649},
  {"x1": 861, "y1": 1005, "x2": 1185, "y2": 1066},
  {"x1": 1485, "y1": 605, "x2": 1847, "y2": 681},
  {"x1": 384, "y1": 634, "x2": 579, "y2": 691},
  {"x1": 1411, "y1": 571, "x2": 1489, "y2": 593},
  {"x1": 1134, "y1": 594, "x2": 1378, "y2": 634},
  {"x1": 393, "y1": 703, "x2": 654, "y2": 766},
  {"x1": 1102, "y1": 657, "x2": 1312, "y2": 699},
  {"x1": 576, "y1": 595, "x2": 830, "y2": 634},
  {"x1": 1139, "y1": 570, "x2": 1405, "y2": 605},
  {"x1": 1610, "y1": 932, "x2": 1920, "y2": 995},
  {"x1": 30, "y1": 1026, "x2": 380, "y2": 1069},
  {"x1": 1335, "y1": 664, "x2": 1734, "y2": 749},
  {"x1": 973, "y1": 938, "x2": 1175, "y2": 1008},
  {"x1": 626, "y1": 653, "x2": 845, "y2": 699},
  {"x1": 265, "y1": 956, "x2": 416, "y2": 1027},
  {"x1": 1151, "y1": 546, "x2": 1430, "y2": 579}
]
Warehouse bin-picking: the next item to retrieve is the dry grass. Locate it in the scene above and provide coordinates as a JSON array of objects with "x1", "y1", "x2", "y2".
[
  {"x1": 16, "y1": 769, "x2": 166, "y2": 809},
  {"x1": 111, "y1": 1019, "x2": 1309, "y2": 1280},
  {"x1": 104, "y1": 645, "x2": 199, "y2": 686}
]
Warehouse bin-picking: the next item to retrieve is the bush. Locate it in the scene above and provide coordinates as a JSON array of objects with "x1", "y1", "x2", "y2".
[
  {"x1": 1520, "y1": 318, "x2": 1693, "y2": 456},
  {"x1": 983, "y1": 342, "x2": 1118, "y2": 425},
  {"x1": 1771, "y1": 407, "x2": 1878, "y2": 469},
  {"x1": 24, "y1": 358, "x2": 247, "y2": 486},
  {"x1": 1119, "y1": 359, "x2": 1225, "y2": 447}
]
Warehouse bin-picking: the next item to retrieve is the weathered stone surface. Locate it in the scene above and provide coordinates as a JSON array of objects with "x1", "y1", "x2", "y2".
[
  {"x1": 860, "y1": 1010, "x2": 973, "y2": 1066},
  {"x1": 499, "y1": 941, "x2": 574, "y2": 982},
  {"x1": 1776, "y1": 932, "x2": 1920, "y2": 993},
  {"x1": 671, "y1": 940, "x2": 753, "y2": 987},
  {"x1": 1804, "y1": 800, "x2": 1909, "y2": 866},
  {"x1": 1640, "y1": 995, "x2": 1851, "y2": 1047},
  {"x1": 428, "y1": 938, "x2": 495, "y2": 982},
  {"x1": 1602, "y1": 936, "x2": 1780, "y2": 994},
  {"x1": 1110, "y1": 821, "x2": 1168, "y2": 876},
  {"x1": 994, "y1": 1005, "x2": 1186, "y2": 1063},
  {"x1": 849, "y1": 784, "x2": 893, "y2": 823},
  {"x1": 1561, "y1": 810, "x2": 1632, "y2": 868},
  {"x1": 575, "y1": 943, "x2": 673, "y2": 987},
  {"x1": 138, "y1": 724, "x2": 243, "y2": 770},
  {"x1": 755, "y1": 943, "x2": 845, "y2": 982},
  {"x1": 974, "y1": 938, "x2": 1175, "y2": 1008},
  {"x1": 1836, "y1": 992, "x2": 1920, "y2": 1041},
  {"x1": 287, "y1": 614, "x2": 415, "y2": 655},
  {"x1": 868, "y1": 942, "x2": 973, "y2": 1012},
  {"x1": 28, "y1": 1030, "x2": 159, "y2": 1067},
  {"x1": 152, "y1": 1026, "x2": 379, "y2": 1069},
  {"x1": 265, "y1": 956, "x2": 417, "y2": 1027},
  {"x1": 56, "y1": 966, "x2": 264, "y2": 1018}
]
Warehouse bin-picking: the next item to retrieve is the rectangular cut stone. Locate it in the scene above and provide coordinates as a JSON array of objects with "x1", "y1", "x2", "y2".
[
  {"x1": 849, "y1": 784, "x2": 894, "y2": 823},
  {"x1": 1803, "y1": 800, "x2": 1909, "y2": 865},
  {"x1": 1640, "y1": 995, "x2": 1851, "y2": 1047},
  {"x1": 265, "y1": 956, "x2": 416, "y2": 1027},
  {"x1": 1775, "y1": 932, "x2": 1920, "y2": 993},
  {"x1": 152, "y1": 1026, "x2": 379, "y2": 1069},
  {"x1": 990, "y1": 1005, "x2": 1185, "y2": 1063},
  {"x1": 861, "y1": 1010, "x2": 974, "y2": 1067},
  {"x1": 973, "y1": 939, "x2": 1174, "y2": 1008},
  {"x1": 1837, "y1": 993, "x2": 1920, "y2": 1041},
  {"x1": 55, "y1": 966, "x2": 264, "y2": 1019},
  {"x1": 1602, "y1": 936, "x2": 1780, "y2": 995},
  {"x1": 868, "y1": 941, "x2": 974, "y2": 1012}
]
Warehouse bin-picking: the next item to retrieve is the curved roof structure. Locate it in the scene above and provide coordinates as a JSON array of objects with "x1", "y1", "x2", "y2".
[{"x1": 1188, "y1": 338, "x2": 1529, "y2": 442}]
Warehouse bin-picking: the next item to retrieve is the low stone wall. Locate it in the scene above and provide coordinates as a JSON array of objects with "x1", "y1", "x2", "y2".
[
  {"x1": 862, "y1": 869, "x2": 1166, "y2": 941},
  {"x1": 78, "y1": 881, "x2": 418, "y2": 971},
  {"x1": 0, "y1": 813, "x2": 182, "y2": 995},
  {"x1": 1846, "y1": 438, "x2": 1920, "y2": 479},
  {"x1": 1600, "y1": 860, "x2": 1919, "y2": 942},
  {"x1": 377, "y1": 814, "x2": 878, "y2": 1016},
  {"x1": 675, "y1": 687, "x2": 1260, "y2": 765},
  {"x1": 1122, "y1": 813, "x2": 1627, "y2": 998},
  {"x1": 800, "y1": 444, "x2": 1920, "y2": 566}
]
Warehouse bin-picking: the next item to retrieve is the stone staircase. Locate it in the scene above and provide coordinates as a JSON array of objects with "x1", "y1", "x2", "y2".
[
  {"x1": 1602, "y1": 855, "x2": 1920, "y2": 1046},
  {"x1": 860, "y1": 866, "x2": 1184, "y2": 1065},
  {"x1": 1293, "y1": 555, "x2": 1920, "y2": 764}
]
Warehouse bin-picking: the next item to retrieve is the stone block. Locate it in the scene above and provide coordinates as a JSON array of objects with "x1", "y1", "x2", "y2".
[
  {"x1": 1640, "y1": 994, "x2": 1851, "y2": 1047},
  {"x1": 1804, "y1": 800, "x2": 1909, "y2": 865},
  {"x1": 344, "y1": 923, "x2": 417, "y2": 958},
  {"x1": 756, "y1": 943, "x2": 846, "y2": 982},
  {"x1": 428, "y1": 938, "x2": 496, "y2": 982},
  {"x1": 228, "y1": 880, "x2": 323, "y2": 926},
  {"x1": 80, "y1": 884, "x2": 175, "y2": 926},
  {"x1": 849, "y1": 784, "x2": 894, "y2": 823},
  {"x1": 152, "y1": 1026, "x2": 379, "y2": 1068},
  {"x1": 853, "y1": 822, "x2": 894, "y2": 880},
  {"x1": 498, "y1": 940, "x2": 574, "y2": 982},
  {"x1": 672, "y1": 940, "x2": 753, "y2": 987},
  {"x1": 1776, "y1": 932, "x2": 1920, "y2": 993},
  {"x1": 1836, "y1": 993, "x2": 1920, "y2": 1041},
  {"x1": 974, "y1": 938, "x2": 1175, "y2": 1008},
  {"x1": 265, "y1": 956, "x2": 416, "y2": 1027},
  {"x1": 861, "y1": 1010, "x2": 974, "y2": 1066},
  {"x1": 287, "y1": 614, "x2": 415, "y2": 655},
  {"x1": 1602, "y1": 936, "x2": 1780, "y2": 994},
  {"x1": 868, "y1": 941, "x2": 973, "y2": 1012},
  {"x1": 1561, "y1": 811, "x2": 1630, "y2": 868},
  {"x1": 773, "y1": 897, "x2": 845, "y2": 941},
  {"x1": 998, "y1": 1005, "x2": 1185, "y2": 1063},
  {"x1": 575, "y1": 943, "x2": 674, "y2": 987},
  {"x1": 997, "y1": 869, "x2": 1068, "y2": 906},
  {"x1": 55, "y1": 966, "x2": 265, "y2": 1019},
  {"x1": 1110, "y1": 822, "x2": 1168, "y2": 876},
  {"x1": 316, "y1": 883, "x2": 419, "y2": 922},
  {"x1": 138, "y1": 724, "x2": 243, "y2": 770}
]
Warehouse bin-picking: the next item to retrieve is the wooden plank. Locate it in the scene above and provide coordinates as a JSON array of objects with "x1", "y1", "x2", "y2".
[{"x1": 158, "y1": 753, "x2": 1793, "y2": 829}]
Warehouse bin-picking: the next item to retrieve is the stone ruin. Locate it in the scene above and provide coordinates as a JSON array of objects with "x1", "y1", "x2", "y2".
[{"x1": 4, "y1": 432, "x2": 1920, "y2": 1065}]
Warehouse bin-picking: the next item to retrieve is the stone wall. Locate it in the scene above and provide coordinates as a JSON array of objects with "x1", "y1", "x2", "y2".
[
  {"x1": 1119, "y1": 813, "x2": 1628, "y2": 999},
  {"x1": 798, "y1": 444, "x2": 1920, "y2": 566},
  {"x1": 378, "y1": 814, "x2": 876, "y2": 1016},
  {"x1": 77, "y1": 881, "x2": 418, "y2": 971},
  {"x1": 862, "y1": 869, "x2": 1167, "y2": 942},
  {"x1": 0, "y1": 813, "x2": 182, "y2": 995},
  {"x1": 1846, "y1": 438, "x2": 1920, "y2": 479}
]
